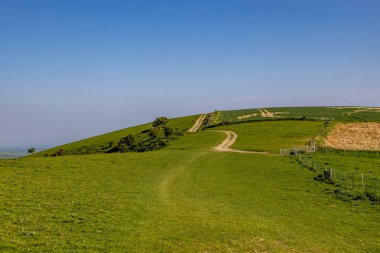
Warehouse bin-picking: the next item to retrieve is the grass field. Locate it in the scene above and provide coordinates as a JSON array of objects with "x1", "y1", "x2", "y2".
[
  {"x1": 265, "y1": 107, "x2": 354, "y2": 121},
  {"x1": 310, "y1": 152, "x2": 380, "y2": 178},
  {"x1": 0, "y1": 130, "x2": 379, "y2": 252},
  {"x1": 352, "y1": 110, "x2": 380, "y2": 122},
  {"x1": 218, "y1": 108, "x2": 264, "y2": 122},
  {"x1": 213, "y1": 120, "x2": 324, "y2": 153},
  {"x1": 217, "y1": 107, "x2": 380, "y2": 123},
  {"x1": 1, "y1": 110, "x2": 379, "y2": 252}
]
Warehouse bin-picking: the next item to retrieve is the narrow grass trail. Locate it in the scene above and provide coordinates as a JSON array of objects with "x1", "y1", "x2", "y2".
[
  {"x1": 158, "y1": 152, "x2": 206, "y2": 205},
  {"x1": 188, "y1": 114, "x2": 206, "y2": 133},
  {"x1": 213, "y1": 130, "x2": 270, "y2": 154}
]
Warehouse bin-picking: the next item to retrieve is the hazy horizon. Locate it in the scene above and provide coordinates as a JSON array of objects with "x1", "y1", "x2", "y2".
[{"x1": 1, "y1": 0, "x2": 379, "y2": 148}]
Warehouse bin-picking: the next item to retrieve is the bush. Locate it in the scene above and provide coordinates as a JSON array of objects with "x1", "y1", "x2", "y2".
[
  {"x1": 149, "y1": 128, "x2": 163, "y2": 138},
  {"x1": 57, "y1": 148, "x2": 65, "y2": 156},
  {"x1": 108, "y1": 117, "x2": 184, "y2": 154},
  {"x1": 365, "y1": 192, "x2": 380, "y2": 202},
  {"x1": 163, "y1": 126, "x2": 174, "y2": 137},
  {"x1": 152, "y1": 117, "x2": 169, "y2": 127},
  {"x1": 120, "y1": 135, "x2": 135, "y2": 146},
  {"x1": 28, "y1": 148, "x2": 36, "y2": 154}
]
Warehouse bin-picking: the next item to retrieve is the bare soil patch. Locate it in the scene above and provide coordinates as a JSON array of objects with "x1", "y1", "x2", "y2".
[
  {"x1": 258, "y1": 109, "x2": 288, "y2": 118},
  {"x1": 324, "y1": 122, "x2": 380, "y2": 150},
  {"x1": 237, "y1": 113, "x2": 257, "y2": 120},
  {"x1": 213, "y1": 130, "x2": 269, "y2": 154},
  {"x1": 188, "y1": 114, "x2": 206, "y2": 133}
]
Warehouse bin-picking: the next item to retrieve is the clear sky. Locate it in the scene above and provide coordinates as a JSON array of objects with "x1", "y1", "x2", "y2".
[{"x1": 1, "y1": 0, "x2": 379, "y2": 148}]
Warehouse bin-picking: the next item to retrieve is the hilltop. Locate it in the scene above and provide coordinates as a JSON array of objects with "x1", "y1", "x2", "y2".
[{"x1": 35, "y1": 106, "x2": 380, "y2": 157}]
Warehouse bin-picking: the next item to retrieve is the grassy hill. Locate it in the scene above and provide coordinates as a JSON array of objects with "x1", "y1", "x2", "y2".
[
  {"x1": 210, "y1": 106, "x2": 380, "y2": 125},
  {"x1": 33, "y1": 115, "x2": 199, "y2": 157},
  {"x1": 214, "y1": 120, "x2": 324, "y2": 153},
  {"x1": 0, "y1": 107, "x2": 379, "y2": 252}
]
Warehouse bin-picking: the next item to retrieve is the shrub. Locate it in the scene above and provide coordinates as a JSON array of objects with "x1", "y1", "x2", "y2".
[
  {"x1": 57, "y1": 148, "x2": 65, "y2": 156},
  {"x1": 28, "y1": 148, "x2": 36, "y2": 154},
  {"x1": 149, "y1": 128, "x2": 163, "y2": 138},
  {"x1": 163, "y1": 126, "x2": 174, "y2": 137},
  {"x1": 152, "y1": 117, "x2": 169, "y2": 127},
  {"x1": 120, "y1": 135, "x2": 135, "y2": 146}
]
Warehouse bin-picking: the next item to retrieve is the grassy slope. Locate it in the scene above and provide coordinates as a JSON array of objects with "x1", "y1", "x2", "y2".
[
  {"x1": 220, "y1": 108, "x2": 263, "y2": 122},
  {"x1": 214, "y1": 120, "x2": 324, "y2": 153},
  {"x1": 219, "y1": 106, "x2": 380, "y2": 123},
  {"x1": 0, "y1": 127, "x2": 379, "y2": 251},
  {"x1": 214, "y1": 120, "x2": 380, "y2": 194},
  {"x1": 33, "y1": 115, "x2": 199, "y2": 157},
  {"x1": 266, "y1": 107, "x2": 354, "y2": 120},
  {"x1": 353, "y1": 110, "x2": 380, "y2": 122},
  {"x1": 310, "y1": 152, "x2": 380, "y2": 178}
]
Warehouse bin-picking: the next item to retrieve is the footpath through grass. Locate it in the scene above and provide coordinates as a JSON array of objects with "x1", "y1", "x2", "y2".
[
  {"x1": 213, "y1": 120, "x2": 324, "y2": 153},
  {"x1": 0, "y1": 129, "x2": 379, "y2": 252}
]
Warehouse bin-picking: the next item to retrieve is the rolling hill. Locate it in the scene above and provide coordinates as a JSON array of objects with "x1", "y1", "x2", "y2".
[{"x1": 0, "y1": 107, "x2": 379, "y2": 252}]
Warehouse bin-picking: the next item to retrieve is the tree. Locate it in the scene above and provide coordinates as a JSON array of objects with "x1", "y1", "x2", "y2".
[
  {"x1": 118, "y1": 134, "x2": 136, "y2": 152},
  {"x1": 163, "y1": 126, "x2": 174, "y2": 137},
  {"x1": 119, "y1": 134, "x2": 135, "y2": 146},
  {"x1": 28, "y1": 148, "x2": 36, "y2": 154},
  {"x1": 152, "y1": 117, "x2": 169, "y2": 127}
]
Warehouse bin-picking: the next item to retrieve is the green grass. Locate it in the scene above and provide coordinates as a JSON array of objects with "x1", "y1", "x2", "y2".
[
  {"x1": 1, "y1": 110, "x2": 379, "y2": 252},
  {"x1": 0, "y1": 130, "x2": 379, "y2": 252},
  {"x1": 214, "y1": 120, "x2": 324, "y2": 153},
  {"x1": 218, "y1": 106, "x2": 380, "y2": 123},
  {"x1": 352, "y1": 110, "x2": 380, "y2": 122},
  {"x1": 34, "y1": 115, "x2": 199, "y2": 157},
  {"x1": 266, "y1": 107, "x2": 355, "y2": 121},
  {"x1": 219, "y1": 108, "x2": 263, "y2": 122},
  {"x1": 310, "y1": 152, "x2": 380, "y2": 178}
]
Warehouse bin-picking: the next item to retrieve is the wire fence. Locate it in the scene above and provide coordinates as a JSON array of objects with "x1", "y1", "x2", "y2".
[
  {"x1": 297, "y1": 153, "x2": 379, "y2": 195},
  {"x1": 317, "y1": 147, "x2": 380, "y2": 158}
]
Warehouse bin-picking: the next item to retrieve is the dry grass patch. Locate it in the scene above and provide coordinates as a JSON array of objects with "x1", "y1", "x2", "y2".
[
  {"x1": 324, "y1": 122, "x2": 380, "y2": 150},
  {"x1": 237, "y1": 113, "x2": 257, "y2": 120}
]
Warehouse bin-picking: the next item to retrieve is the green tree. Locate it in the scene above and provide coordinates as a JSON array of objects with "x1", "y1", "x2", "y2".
[
  {"x1": 152, "y1": 117, "x2": 169, "y2": 127},
  {"x1": 163, "y1": 126, "x2": 174, "y2": 137},
  {"x1": 28, "y1": 148, "x2": 36, "y2": 154}
]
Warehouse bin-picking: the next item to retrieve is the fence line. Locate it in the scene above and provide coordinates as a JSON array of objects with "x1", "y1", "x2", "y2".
[{"x1": 296, "y1": 153, "x2": 379, "y2": 195}]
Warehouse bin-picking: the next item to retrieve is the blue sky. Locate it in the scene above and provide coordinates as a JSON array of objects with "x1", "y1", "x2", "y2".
[{"x1": 1, "y1": 0, "x2": 379, "y2": 148}]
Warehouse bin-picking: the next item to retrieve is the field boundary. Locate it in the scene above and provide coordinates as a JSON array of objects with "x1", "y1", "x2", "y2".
[{"x1": 296, "y1": 153, "x2": 379, "y2": 203}]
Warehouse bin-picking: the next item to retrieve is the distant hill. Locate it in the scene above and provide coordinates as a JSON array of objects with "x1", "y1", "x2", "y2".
[
  {"x1": 33, "y1": 106, "x2": 380, "y2": 157},
  {"x1": 0, "y1": 148, "x2": 28, "y2": 159},
  {"x1": 33, "y1": 115, "x2": 199, "y2": 157}
]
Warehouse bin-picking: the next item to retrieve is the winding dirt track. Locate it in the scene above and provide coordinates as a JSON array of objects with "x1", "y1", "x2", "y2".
[
  {"x1": 213, "y1": 130, "x2": 269, "y2": 154},
  {"x1": 188, "y1": 114, "x2": 206, "y2": 133}
]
